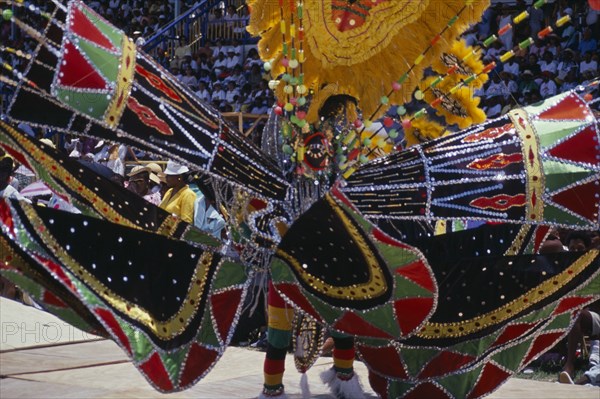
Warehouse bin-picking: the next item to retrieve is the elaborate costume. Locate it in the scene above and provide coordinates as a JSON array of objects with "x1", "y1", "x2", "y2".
[{"x1": 0, "y1": 1, "x2": 599, "y2": 398}]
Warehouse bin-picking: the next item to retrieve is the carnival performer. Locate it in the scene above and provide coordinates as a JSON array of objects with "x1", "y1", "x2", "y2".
[{"x1": 1, "y1": 2, "x2": 600, "y2": 399}]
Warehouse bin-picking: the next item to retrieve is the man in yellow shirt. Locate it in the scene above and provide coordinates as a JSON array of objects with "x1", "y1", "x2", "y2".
[{"x1": 159, "y1": 161, "x2": 196, "y2": 224}]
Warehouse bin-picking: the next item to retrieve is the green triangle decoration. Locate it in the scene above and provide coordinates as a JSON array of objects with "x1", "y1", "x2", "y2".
[
  {"x1": 77, "y1": 39, "x2": 119, "y2": 84},
  {"x1": 375, "y1": 242, "x2": 419, "y2": 268},
  {"x1": 573, "y1": 273, "x2": 600, "y2": 296},
  {"x1": 70, "y1": 274, "x2": 104, "y2": 307},
  {"x1": 1, "y1": 270, "x2": 43, "y2": 299},
  {"x1": 393, "y1": 275, "x2": 433, "y2": 302},
  {"x1": 446, "y1": 331, "x2": 500, "y2": 357},
  {"x1": 197, "y1": 309, "x2": 220, "y2": 347},
  {"x1": 55, "y1": 88, "x2": 110, "y2": 119},
  {"x1": 270, "y1": 257, "x2": 298, "y2": 284},
  {"x1": 518, "y1": 305, "x2": 553, "y2": 324},
  {"x1": 49, "y1": 307, "x2": 96, "y2": 334},
  {"x1": 542, "y1": 160, "x2": 597, "y2": 193},
  {"x1": 211, "y1": 260, "x2": 246, "y2": 291},
  {"x1": 80, "y1": 6, "x2": 123, "y2": 49},
  {"x1": 360, "y1": 303, "x2": 401, "y2": 338},
  {"x1": 160, "y1": 346, "x2": 188, "y2": 382},
  {"x1": 491, "y1": 338, "x2": 532, "y2": 371},
  {"x1": 438, "y1": 364, "x2": 483, "y2": 399},
  {"x1": 543, "y1": 313, "x2": 572, "y2": 332},
  {"x1": 182, "y1": 229, "x2": 221, "y2": 248},
  {"x1": 543, "y1": 202, "x2": 587, "y2": 226},
  {"x1": 305, "y1": 293, "x2": 343, "y2": 324},
  {"x1": 400, "y1": 347, "x2": 442, "y2": 377},
  {"x1": 534, "y1": 120, "x2": 587, "y2": 149},
  {"x1": 387, "y1": 380, "x2": 415, "y2": 399},
  {"x1": 127, "y1": 328, "x2": 154, "y2": 362}
]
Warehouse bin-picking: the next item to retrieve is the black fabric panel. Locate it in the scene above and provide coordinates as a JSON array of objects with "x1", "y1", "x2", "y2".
[
  {"x1": 14, "y1": 204, "x2": 217, "y2": 349},
  {"x1": 277, "y1": 197, "x2": 393, "y2": 309}
]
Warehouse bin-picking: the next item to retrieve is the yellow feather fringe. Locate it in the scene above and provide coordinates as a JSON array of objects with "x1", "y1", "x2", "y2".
[
  {"x1": 431, "y1": 39, "x2": 489, "y2": 89},
  {"x1": 247, "y1": 0, "x2": 490, "y2": 120},
  {"x1": 403, "y1": 117, "x2": 446, "y2": 148},
  {"x1": 421, "y1": 75, "x2": 486, "y2": 129}
]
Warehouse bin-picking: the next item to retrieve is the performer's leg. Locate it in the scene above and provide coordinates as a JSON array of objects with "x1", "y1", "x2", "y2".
[
  {"x1": 332, "y1": 334, "x2": 355, "y2": 379},
  {"x1": 261, "y1": 281, "x2": 294, "y2": 397},
  {"x1": 321, "y1": 331, "x2": 365, "y2": 398}
]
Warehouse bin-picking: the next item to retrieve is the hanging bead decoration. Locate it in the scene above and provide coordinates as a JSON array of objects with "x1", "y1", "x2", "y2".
[
  {"x1": 422, "y1": 2, "x2": 572, "y2": 121},
  {"x1": 341, "y1": 1, "x2": 473, "y2": 167}
]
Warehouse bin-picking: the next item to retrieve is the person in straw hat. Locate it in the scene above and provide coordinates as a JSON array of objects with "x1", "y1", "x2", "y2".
[{"x1": 127, "y1": 165, "x2": 162, "y2": 206}]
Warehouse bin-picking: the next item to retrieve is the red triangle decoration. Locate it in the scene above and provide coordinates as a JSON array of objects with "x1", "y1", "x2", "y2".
[
  {"x1": 42, "y1": 291, "x2": 68, "y2": 308},
  {"x1": 523, "y1": 331, "x2": 564, "y2": 365},
  {"x1": 333, "y1": 311, "x2": 393, "y2": 339},
  {"x1": 178, "y1": 343, "x2": 219, "y2": 387},
  {"x1": 70, "y1": 6, "x2": 117, "y2": 52},
  {"x1": 551, "y1": 179, "x2": 600, "y2": 222},
  {"x1": 467, "y1": 362, "x2": 511, "y2": 399},
  {"x1": 275, "y1": 283, "x2": 323, "y2": 322},
  {"x1": 58, "y1": 42, "x2": 108, "y2": 90},
  {"x1": 394, "y1": 260, "x2": 436, "y2": 293},
  {"x1": 393, "y1": 297, "x2": 434, "y2": 336},
  {"x1": 533, "y1": 226, "x2": 550, "y2": 252},
  {"x1": 552, "y1": 296, "x2": 594, "y2": 316},
  {"x1": 418, "y1": 350, "x2": 475, "y2": 378},
  {"x1": 547, "y1": 125, "x2": 600, "y2": 166},
  {"x1": 357, "y1": 344, "x2": 408, "y2": 379},
  {"x1": 537, "y1": 93, "x2": 588, "y2": 121},
  {"x1": 210, "y1": 288, "x2": 242, "y2": 343},
  {"x1": 491, "y1": 323, "x2": 537, "y2": 349},
  {"x1": 404, "y1": 382, "x2": 450, "y2": 399},
  {"x1": 94, "y1": 308, "x2": 132, "y2": 355},
  {"x1": 139, "y1": 352, "x2": 174, "y2": 391},
  {"x1": 0, "y1": 200, "x2": 14, "y2": 234},
  {"x1": 367, "y1": 370, "x2": 389, "y2": 399},
  {"x1": 372, "y1": 227, "x2": 413, "y2": 250},
  {"x1": 58, "y1": 41, "x2": 108, "y2": 90}
]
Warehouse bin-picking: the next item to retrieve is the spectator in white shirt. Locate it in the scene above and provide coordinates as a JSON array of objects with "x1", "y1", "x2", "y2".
[
  {"x1": 484, "y1": 73, "x2": 505, "y2": 98},
  {"x1": 559, "y1": 69, "x2": 579, "y2": 92},
  {"x1": 539, "y1": 71, "x2": 558, "y2": 98},
  {"x1": 539, "y1": 51, "x2": 558, "y2": 75},
  {"x1": 225, "y1": 49, "x2": 241, "y2": 71},
  {"x1": 195, "y1": 81, "x2": 212, "y2": 103},
  {"x1": 211, "y1": 82, "x2": 226, "y2": 102},
  {"x1": 225, "y1": 81, "x2": 240, "y2": 103},
  {"x1": 556, "y1": 49, "x2": 577, "y2": 82},
  {"x1": 502, "y1": 59, "x2": 519, "y2": 77},
  {"x1": 213, "y1": 52, "x2": 228, "y2": 76},
  {"x1": 180, "y1": 67, "x2": 199, "y2": 89},
  {"x1": 226, "y1": 65, "x2": 246, "y2": 87},
  {"x1": 580, "y1": 52, "x2": 598, "y2": 75},
  {"x1": 499, "y1": 71, "x2": 518, "y2": 99}
]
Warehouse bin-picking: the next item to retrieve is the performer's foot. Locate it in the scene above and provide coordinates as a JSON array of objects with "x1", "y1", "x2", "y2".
[
  {"x1": 258, "y1": 384, "x2": 288, "y2": 398},
  {"x1": 558, "y1": 371, "x2": 574, "y2": 384},
  {"x1": 320, "y1": 367, "x2": 365, "y2": 399}
]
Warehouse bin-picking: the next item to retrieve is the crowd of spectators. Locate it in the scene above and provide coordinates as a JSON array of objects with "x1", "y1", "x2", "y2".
[
  {"x1": 168, "y1": 40, "x2": 274, "y2": 113},
  {"x1": 466, "y1": 0, "x2": 599, "y2": 118}
]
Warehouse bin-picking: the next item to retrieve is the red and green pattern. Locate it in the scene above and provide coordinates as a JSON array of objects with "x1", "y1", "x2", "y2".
[
  {"x1": 359, "y1": 263, "x2": 600, "y2": 398},
  {"x1": 0, "y1": 199, "x2": 249, "y2": 392},
  {"x1": 525, "y1": 92, "x2": 600, "y2": 228},
  {"x1": 331, "y1": 0, "x2": 389, "y2": 32},
  {"x1": 52, "y1": 1, "x2": 126, "y2": 119},
  {"x1": 271, "y1": 187, "x2": 437, "y2": 340}
]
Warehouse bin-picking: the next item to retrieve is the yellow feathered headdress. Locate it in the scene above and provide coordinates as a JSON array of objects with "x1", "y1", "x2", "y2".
[{"x1": 247, "y1": 0, "x2": 490, "y2": 121}]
